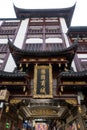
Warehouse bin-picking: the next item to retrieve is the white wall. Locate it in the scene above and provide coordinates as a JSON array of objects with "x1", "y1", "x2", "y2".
[
  {"x1": 60, "y1": 18, "x2": 77, "y2": 71},
  {"x1": 71, "y1": 60, "x2": 77, "y2": 72},
  {"x1": 60, "y1": 18, "x2": 70, "y2": 47},
  {"x1": 14, "y1": 19, "x2": 29, "y2": 48},
  {"x1": 4, "y1": 19, "x2": 29, "y2": 72},
  {"x1": 77, "y1": 54, "x2": 87, "y2": 58},
  {"x1": 0, "y1": 39, "x2": 8, "y2": 44},
  {"x1": 0, "y1": 21, "x2": 3, "y2": 26},
  {"x1": 60, "y1": 18, "x2": 68, "y2": 33}
]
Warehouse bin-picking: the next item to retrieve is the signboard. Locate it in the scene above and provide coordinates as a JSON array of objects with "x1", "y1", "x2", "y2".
[
  {"x1": 0, "y1": 90, "x2": 10, "y2": 101},
  {"x1": 34, "y1": 64, "x2": 52, "y2": 98}
]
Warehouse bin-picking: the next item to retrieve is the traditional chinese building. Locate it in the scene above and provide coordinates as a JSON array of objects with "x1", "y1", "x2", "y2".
[{"x1": 0, "y1": 3, "x2": 87, "y2": 130}]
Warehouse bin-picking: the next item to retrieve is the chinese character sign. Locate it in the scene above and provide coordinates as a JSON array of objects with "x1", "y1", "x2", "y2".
[{"x1": 34, "y1": 65, "x2": 52, "y2": 98}]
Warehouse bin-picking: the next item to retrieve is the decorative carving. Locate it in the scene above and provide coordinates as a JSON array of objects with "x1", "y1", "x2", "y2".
[
  {"x1": 23, "y1": 86, "x2": 26, "y2": 92},
  {"x1": 61, "y1": 86, "x2": 63, "y2": 92},
  {"x1": 1, "y1": 81, "x2": 25, "y2": 85},
  {"x1": 30, "y1": 108, "x2": 57, "y2": 116},
  {"x1": 6, "y1": 106, "x2": 9, "y2": 113},
  {"x1": 10, "y1": 99, "x2": 22, "y2": 104},
  {"x1": 63, "y1": 81, "x2": 86, "y2": 85},
  {"x1": 65, "y1": 99, "x2": 77, "y2": 105},
  {"x1": 0, "y1": 90, "x2": 10, "y2": 102}
]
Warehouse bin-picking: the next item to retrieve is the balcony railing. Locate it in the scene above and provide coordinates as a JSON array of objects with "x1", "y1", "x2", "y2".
[
  {"x1": 2, "y1": 22, "x2": 20, "y2": 26},
  {"x1": 0, "y1": 29, "x2": 16, "y2": 35},
  {"x1": 27, "y1": 29, "x2": 43, "y2": 34},
  {"x1": 0, "y1": 44, "x2": 8, "y2": 52},
  {"x1": 24, "y1": 43, "x2": 64, "y2": 51},
  {"x1": 27, "y1": 29, "x2": 61, "y2": 34},
  {"x1": 77, "y1": 43, "x2": 87, "y2": 52}
]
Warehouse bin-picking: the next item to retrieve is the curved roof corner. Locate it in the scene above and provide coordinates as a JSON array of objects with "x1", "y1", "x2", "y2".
[{"x1": 8, "y1": 38, "x2": 78, "y2": 68}]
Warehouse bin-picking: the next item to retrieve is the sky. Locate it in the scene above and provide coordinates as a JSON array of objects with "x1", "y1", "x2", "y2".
[{"x1": 0, "y1": 0, "x2": 87, "y2": 26}]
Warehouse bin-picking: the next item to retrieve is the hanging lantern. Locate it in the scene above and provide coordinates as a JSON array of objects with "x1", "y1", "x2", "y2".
[
  {"x1": 26, "y1": 63, "x2": 28, "y2": 68},
  {"x1": 19, "y1": 63, "x2": 22, "y2": 67},
  {"x1": 61, "y1": 58, "x2": 64, "y2": 61},
  {"x1": 58, "y1": 63, "x2": 61, "y2": 67},
  {"x1": 78, "y1": 106, "x2": 82, "y2": 113},
  {"x1": 61, "y1": 86, "x2": 63, "y2": 92},
  {"x1": 23, "y1": 86, "x2": 26, "y2": 92},
  {"x1": 57, "y1": 103, "x2": 60, "y2": 108},
  {"x1": 23, "y1": 59, "x2": 27, "y2": 62},
  {"x1": 6, "y1": 106, "x2": 9, "y2": 113},
  {"x1": 64, "y1": 68, "x2": 68, "y2": 71},
  {"x1": 65, "y1": 63, "x2": 68, "y2": 67}
]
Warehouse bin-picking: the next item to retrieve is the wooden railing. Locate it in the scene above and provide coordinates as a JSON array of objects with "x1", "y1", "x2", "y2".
[
  {"x1": 2, "y1": 22, "x2": 20, "y2": 26},
  {"x1": 0, "y1": 29, "x2": 16, "y2": 35},
  {"x1": 24, "y1": 43, "x2": 64, "y2": 51},
  {"x1": 77, "y1": 43, "x2": 87, "y2": 52},
  {"x1": 27, "y1": 29, "x2": 61, "y2": 34},
  {"x1": 0, "y1": 44, "x2": 8, "y2": 52}
]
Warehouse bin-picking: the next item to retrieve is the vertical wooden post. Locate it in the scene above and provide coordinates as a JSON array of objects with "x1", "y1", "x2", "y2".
[
  {"x1": 77, "y1": 112, "x2": 85, "y2": 130},
  {"x1": 11, "y1": 121, "x2": 14, "y2": 130},
  {"x1": 0, "y1": 108, "x2": 3, "y2": 120}
]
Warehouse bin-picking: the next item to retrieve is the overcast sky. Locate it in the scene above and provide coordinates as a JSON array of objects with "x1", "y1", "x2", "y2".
[{"x1": 0, "y1": 0, "x2": 87, "y2": 26}]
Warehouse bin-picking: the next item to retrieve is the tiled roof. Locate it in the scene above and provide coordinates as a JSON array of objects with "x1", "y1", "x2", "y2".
[
  {"x1": 59, "y1": 70, "x2": 87, "y2": 78},
  {"x1": 8, "y1": 38, "x2": 78, "y2": 67},
  {"x1": 14, "y1": 4, "x2": 76, "y2": 27},
  {"x1": 0, "y1": 70, "x2": 27, "y2": 78}
]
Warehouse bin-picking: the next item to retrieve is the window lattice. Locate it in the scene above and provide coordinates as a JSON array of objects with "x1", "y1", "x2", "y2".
[
  {"x1": 81, "y1": 61, "x2": 87, "y2": 71},
  {"x1": 2, "y1": 22, "x2": 20, "y2": 26},
  {"x1": 24, "y1": 43, "x2": 64, "y2": 51},
  {"x1": 0, "y1": 44, "x2": 8, "y2": 70},
  {"x1": 77, "y1": 43, "x2": 87, "y2": 52},
  {"x1": 0, "y1": 29, "x2": 16, "y2": 35}
]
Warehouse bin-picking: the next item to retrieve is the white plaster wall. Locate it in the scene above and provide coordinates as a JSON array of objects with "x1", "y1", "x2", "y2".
[
  {"x1": 46, "y1": 38, "x2": 63, "y2": 43},
  {"x1": 77, "y1": 54, "x2": 87, "y2": 58},
  {"x1": 72, "y1": 54, "x2": 87, "y2": 72},
  {"x1": 4, "y1": 19, "x2": 29, "y2": 72},
  {"x1": 63, "y1": 34, "x2": 70, "y2": 47},
  {"x1": 71, "y1": 60, "x2": 77, "y2": 72},
  {"x1": 0, "y1": 21, "x2": 3, "y2": 26},
  {"x1": 60, "y1": 18, "x2": 69, "y2": 47},
  {"x1": 60, "y1": 18, "x2": 77, "y2": 71},
  {"x1": 14, "y1": 18, "x2": 29, "y2": 48},
  {"x1": 4, "y1": 54, "x2": 16, "y2": 72},
  {"x1": 60, "y1": 18, "x2": 68, "y2": 33},
  {"x1": 0, "y1": 39, "x2": 8, "y2": 44},
  {"x1": 26, "y1": 38, "x2": 43, "y2": 43},
  {"x1": 5, "y1": 20, "x2": 20, "y2": 22}
]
